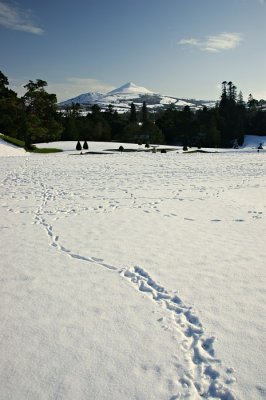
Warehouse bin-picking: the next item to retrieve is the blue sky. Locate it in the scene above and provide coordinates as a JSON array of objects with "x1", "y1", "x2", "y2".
[{"x1": 1, "y1": 0, "x2": 266, "y2": 101}]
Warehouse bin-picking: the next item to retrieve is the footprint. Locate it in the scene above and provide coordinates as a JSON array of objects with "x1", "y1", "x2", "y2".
[
  {"x1": 201, "y1": 337, "x2": 215, "y2": 356},
  {"x1": 69, "y1": 253, "x2": 93, "y2": 262},
  {"x1": 184, "y1": 311, "x2": 202, "y2": 327},
  {"x1": 204, "y1": 365, "x2": 220, "y2": 379},
  {"x1": 92, "y1": 256, "x2": 104, "y2": 262},
  {"x1": 58, "y1": 245, "x2": 71, "y2": 253},
  {"x1": 122, "y1": 264, "x2": 236, "y2": 395}
]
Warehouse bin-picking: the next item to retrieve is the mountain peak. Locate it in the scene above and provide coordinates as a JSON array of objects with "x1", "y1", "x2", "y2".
[
  {"x1": 59, "y1": 82, "x2": 215, "y2": 112},
  {"x1": 107, "y1": 82, "x2": 152, "y2": 95}
]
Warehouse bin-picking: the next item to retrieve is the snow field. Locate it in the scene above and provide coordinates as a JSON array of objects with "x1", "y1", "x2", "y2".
[
  {"x1": 0, "y1": 137, "x2": 26, "y2": 156},
  {"x1": 1, "y1": 142, "x2": 266, "y2": 399}
]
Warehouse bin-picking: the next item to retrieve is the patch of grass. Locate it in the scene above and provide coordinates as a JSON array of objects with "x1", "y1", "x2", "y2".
[
  {"x1": 105, "y1": 148, "x2": 139, "y2": 152},
  {"x1": 0, "y1": 134, "x2": 24, "y2": 148},
  {"x1": 0, "y1": 134, "x2": 62, "y2": 153},
  {"x1": 184, "y1": 149, "x2": 217, "y2": 154},
  {"x1": 31, "y1": 147, "x2": 63, "y2": 153}
]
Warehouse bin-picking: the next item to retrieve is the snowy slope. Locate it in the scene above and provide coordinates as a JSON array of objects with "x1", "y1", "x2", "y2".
[
  {"x1": 108, "y1": 81, "x2": 152, "y2": 95},
  {"x1": 59, "y1": 91, "x2": 103, "y2": 106},
  {"x1": 59, "y1": 82, "x2": 214, "y2": 112},
  {"x1": 0, "y1": 137, "x2": 26, "y2": 156},
  {"x1": 1, "y1": 142, "x2": 266, "y2": 399}
]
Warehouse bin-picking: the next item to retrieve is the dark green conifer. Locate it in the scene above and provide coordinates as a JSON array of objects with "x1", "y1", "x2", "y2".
[
  {"x1": 129, "y1": 103, "x2": 137, "y2": 123},
  {"x1": 76, "y1": 141, "x2": 82, "y2": 151}
]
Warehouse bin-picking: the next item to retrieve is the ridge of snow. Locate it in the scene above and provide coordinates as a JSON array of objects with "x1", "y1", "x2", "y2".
[{"x1": 60, "y1": 92, "x2": 104, "y2": 105}]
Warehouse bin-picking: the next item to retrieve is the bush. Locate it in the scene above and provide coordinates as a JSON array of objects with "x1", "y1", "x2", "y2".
[
  {"x1": 118, "y1": 145, "x2": 124, "y2": 152},
  {"x1": 32, "y1": 147, "x2": 63, "y2": 153},
  {"x1": 0, "y1": 134, "x2": 62, "y2": 153},
  {"x1": 76, "y1": 141, "x2": 82, "y2": 151}
]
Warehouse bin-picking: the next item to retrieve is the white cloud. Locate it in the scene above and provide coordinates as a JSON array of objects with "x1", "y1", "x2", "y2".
[
  {"x1": 179, "y1": 32, "x2": 243, "y2": 53},
  {"x1": 48, "y1": 78, "x2": 115, "y2": 102},
  {"x1": 0, "y1": 1, "x2": 43, "y2": 34},
  {"x1": 9, "y1": 77, "x2": 115, "y2": 102}
]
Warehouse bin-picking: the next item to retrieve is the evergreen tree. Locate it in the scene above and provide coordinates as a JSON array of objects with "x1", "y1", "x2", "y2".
[
  {"x1": 142, "y1": 101, "x2": 148, "y2": 123},
  {"x1": 91, "y1": 104, "x2": 101, "y2": 119},
  {"x1": 122, "y1": 121, "x2": 140, "y2": 143},
  {"x1": 93, "y1": 121, "x2": 111, "y2": 141},
  {"x1": 0, "y1": 71, "x2": 25, "y2": 139},
  {"x1": 259, "y1": 99, "x2": 266, "y2": 110},
  {"x1": 206, "y1": 112, "x2": 221, "y2": 147},
  {"x1": 129, "y1": 102, "x2": 137, "y2": 123},
  {"x1": 156, "y1": 108, "x2": 182, "y2": 145},
  {"x1": 76, "y1": 141, "x2": 82, "y2": 151},
  {"x1": 61, "y1": 116, "x2": 78, "y2": 141},
  {"x1": 90, "y1": 104, "x2": 111, "y2": 141},
  {"x1": 180, "y1": 106, "x2": 196, "y2": 146},
  {"x1": 141, "y1": 120, "x2": 165, "y2": 145},
  {"x1": 247, "y1": 94, "x2": 258, "y2": 111},
  {"x1": 23, "y1": 79, "x2": 63, "y2": 148},
  {"x1": 248, "y1": 110, "x2": 266, "y2": 135},
  {"x1": 227, "y1": 81, "x2": 237, "y2": 103},
  {"x1": 220, "y1": 81, "x2": 228, "y2": 108},
  {"x1": 237, "y1": 91, "x2": 244, "y2": 106},
  {"x1": 218, "y1": 81, "x2": 240, "y2": 146},
  {"x1": 104, "y1": 104, "x2": 126, "y2": 141},
  {"x1": 231, "y1": 85, "x2": 237, "y2": 103}
]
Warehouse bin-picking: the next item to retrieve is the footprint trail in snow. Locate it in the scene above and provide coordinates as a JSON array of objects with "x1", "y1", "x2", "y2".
[
  {"x1": 4, "y1": 154, "x2": 260, "y2": 399},
  {"x1": 32, "y1": 182, "x2": 236, "y2": 400}
]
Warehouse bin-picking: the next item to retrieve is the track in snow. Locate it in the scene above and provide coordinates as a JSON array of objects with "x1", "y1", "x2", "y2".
[{"x1": 31, "y1": 182, "x2": 236, "y2": 400}]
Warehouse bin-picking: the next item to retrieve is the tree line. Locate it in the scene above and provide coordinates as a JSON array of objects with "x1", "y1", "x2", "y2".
[{"x1": 1, "y1": 71, "x2": 265, "y2": 149}]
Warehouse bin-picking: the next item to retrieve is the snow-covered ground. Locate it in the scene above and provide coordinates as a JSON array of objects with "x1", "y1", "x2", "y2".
[
  {"x1": 1, "y1": 138, "x2": 266, "y2": 400},
  {"x1": 0, "y1": 137, "x2": 26, "y2": 156}
]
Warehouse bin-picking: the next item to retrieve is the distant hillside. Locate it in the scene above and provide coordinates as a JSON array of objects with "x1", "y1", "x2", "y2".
[{"x1": 59, "y1": 82, "x2": 215, "y2": 113}]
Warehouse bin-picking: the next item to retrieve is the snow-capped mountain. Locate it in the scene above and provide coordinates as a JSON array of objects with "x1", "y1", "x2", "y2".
[
  {"x1": 59, "y1": 82, "x2": 215, "y2": 112},
  {"x1": 59, "y1": 91, "x2": 104, "y2": 106},
  {"x1": 107, "y1": 82, "x2": 152, "y2": 95}
]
